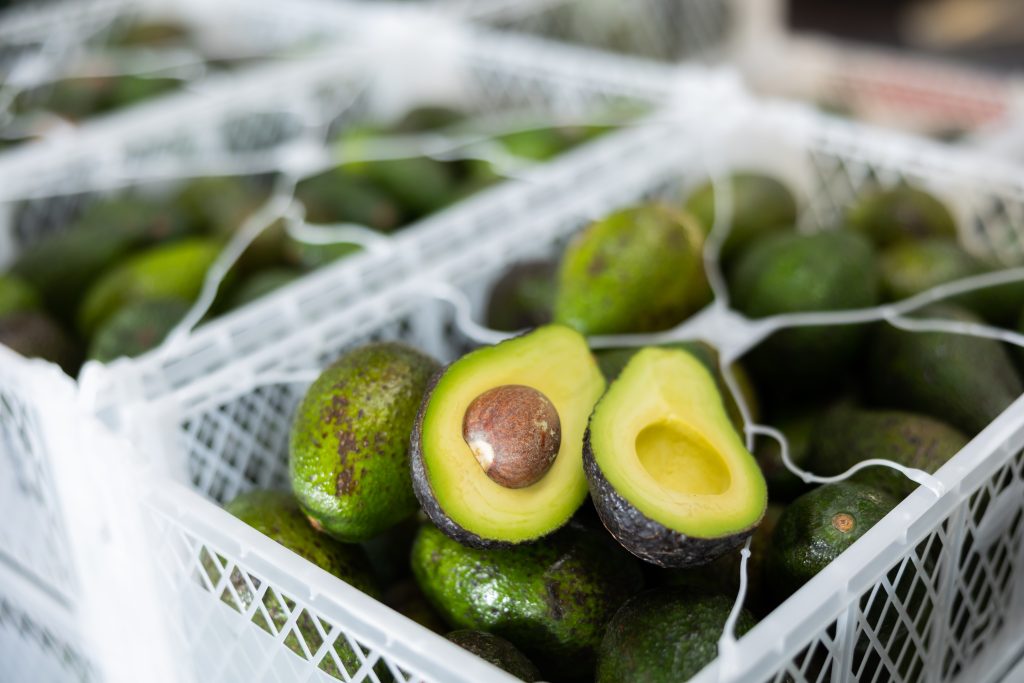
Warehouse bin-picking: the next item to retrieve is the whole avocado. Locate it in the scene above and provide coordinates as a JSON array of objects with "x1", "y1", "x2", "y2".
[
  {"x1": 846, "y1": 185, "x2": 957, "y2": 246},
  {"x1": 755, "y1": 411, "x2": 816, "y2": 502},
  {"x1": 684, "y1": 172, "x2": 797, "y2": 262},
  {"x1": 553, "y1": 203, "x2": 709, "y2": 335},
  {"x1": 12, "y1": 195, "x2": 193, "y2": 320},
  {"x1": 289, "y1": 342, "x2": 439, "y2": 542},
  {"x1": 808, "y1": 408, "x2": 968, "y2": 499},
  {"x1": 88, "y1": 298, "x2": 190, "y2": 362},
  {"x1": 768, "y1": 482, "x2": 898, "y2": 601},
  {"x1": 595, "y1": 587, "x2": 756, "y2": 683},
  {"x1": 867, "y1": 304, "x2": 1022, "y2": 435},
  {"x1": 484, "y1": 260, "x2": 557, "y2": 332},
  {"x1": 77, "y1": 238, "x2": 222, "y2": 336},
  {"x1": 729, "y1": 230, "x2": 879, "y2": 395},
  {"x1": 411, "y1": 522, "x2": 643, "y2": 681},
  {"x1": 445, "y1": 630, "x2": 541, "y2": 682}
]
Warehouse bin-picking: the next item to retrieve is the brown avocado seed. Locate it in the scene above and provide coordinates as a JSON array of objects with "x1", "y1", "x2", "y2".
[{"x1": 462, "y1": 384, "x2": 561, "y2": 488}]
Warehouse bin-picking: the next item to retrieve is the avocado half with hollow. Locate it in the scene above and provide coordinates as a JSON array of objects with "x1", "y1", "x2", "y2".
[
  {"x1": 584, "y1": 347, "x2": 767, "y2": 567},
  {"x1": 411, "y1": 325, "x2": 606, "y2": 547}
]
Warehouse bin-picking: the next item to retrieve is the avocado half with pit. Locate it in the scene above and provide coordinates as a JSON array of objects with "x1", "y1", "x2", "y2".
[
  {"x1": 411, "y1": 325, "x2": 606, "y2": 547},
  {"x1": 584, "y1": 347, "x2": 767, "y2": 567}
]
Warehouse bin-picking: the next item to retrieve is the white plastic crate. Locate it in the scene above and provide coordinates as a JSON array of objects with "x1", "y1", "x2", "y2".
[
  {"x1": 447, "y1": 0, "x2": 1023, "y2": 138},
  {"x1": 0, "y1": 14, "x2": 691, "y2": 682},
  {"x1": 85, "y1": 91, "x2": 1024, "y2": 683}
]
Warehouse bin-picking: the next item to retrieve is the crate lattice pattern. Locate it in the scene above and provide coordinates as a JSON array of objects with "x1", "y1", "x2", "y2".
[
  {"x1": 0, "y1": 387, "x2": 75, "y2": 602},
  {"x1": 146, "y1": 505, "x2": 431, "y2": 683},
  {"x1": 0, "y1": 591, "x2": 95, "y2": 683}
]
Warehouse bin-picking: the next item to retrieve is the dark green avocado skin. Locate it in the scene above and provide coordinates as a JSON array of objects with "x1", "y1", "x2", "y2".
[
  {"x1": 808, "y1": 408, "x2": 968, "y2": 499},
  {"x1": 409, "y1": 365, "x2": 510, "y2": 550},
  {"x1": 582, "y1": 429, "x2": 758, "y2": 568},
  {"x1": 411, "y1": 523, "x2": 643, "y2": 681},
  {"x1": 445, "y1": 630, "x2": 541, "y2": 682},
  {"x1": 867, "y1": 303, "x2": 1022, "y2": 435},
  {"x1": 595, "y1": 587, "x2": 756, "y2": 683},
  {"x1": 767, "y1": 481, "x2": 898, "y2": 602}
]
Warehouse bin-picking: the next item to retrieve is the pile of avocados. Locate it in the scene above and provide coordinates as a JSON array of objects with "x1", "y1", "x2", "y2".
[
  {"x1": 0, "y1": 105, "x2": 624, "y2": 375},
  {"x1": 214, "y1": 172, "x2": 1024, "y2": 682}
]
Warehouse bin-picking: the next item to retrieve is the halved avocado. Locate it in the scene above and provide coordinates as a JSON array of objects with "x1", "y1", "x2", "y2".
[
  {"x1": 411, "y1": 325, "x2": 606, "y2": 547},
  {"x1": 584, "y1": 347, "x2": 767, "y2": 567}
]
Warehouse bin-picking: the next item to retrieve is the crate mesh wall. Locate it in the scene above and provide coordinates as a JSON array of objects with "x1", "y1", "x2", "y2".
[{"x1": 128, "y1": 107, "x2": 1024, "y2": 683}]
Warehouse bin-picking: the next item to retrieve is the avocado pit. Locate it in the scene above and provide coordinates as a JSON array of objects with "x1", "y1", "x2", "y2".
[{"x1": 462, "y1": 384, "x2": 561, "y2": 488}]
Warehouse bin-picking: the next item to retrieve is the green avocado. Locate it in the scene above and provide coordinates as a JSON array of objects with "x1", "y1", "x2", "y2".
[
  {"x1": 344, "y1": 157, "x2": 458, "y2": 219},
  {"x1": 222, "y1": 490, "x2": 379, "y2": 679},
  {"x1": 283, "y1": 238, "x2": 362, "y2": 271},
  {"x1": 553, "y1": 203, "x2": 709, "y2": 335},
  {"x1": 585, "y1": 347, "x2": 767, "y2": 567},
  {"x1": 808, "y1": 408, "x2": 968, "y2": 499},
  {"x1": 289, "y1": 342, "x2": 440, "y2": 542},
  {"x1": 729, "y1": 230, "x2": 879, "y2": 395},
  {"x1": 77, "y1": 238, "x2": 222, "y2": 337},
  {"x1": 295, "y1": 168, "x2": 404, "y2": 232},
  {"x1": 867, "y1": 304, "x2": 1022, "y2": 435},
  {"x1": 768, "y1": 482, "x2": 898, "y2": 601},
  {"x1": 595, "y1": 587, "x2": 756, "y2": 683},
  {"x1": 0, "y1": 274, "x2": 40, "y2": 316},
  {"x1": 88, "y1": 297, "x2": 191, "y2": 362},
  {"x1": 683, "y1": 172, "x2": 797, "y2": 262},
  {"x1": 174, "y1": 175, "x2": 268, "y2": 238},
  {"x1": 484, "y1": 260, "x2": 557, "y2": 332},
  {"x1": 445, "y1": 630, "x2": 541, "y2": 682},
  {"x1": 660, "y1": 503, "x2": 782, "y2": 616},
  {"x1": 878, "y1": 238, "x2": 982, "y2": 302},
  {"x1": 846, "y1": 185, "x2": 957, "y2": 246},
  {"x1": 411, "y1": 522, "x2": 643, "y2": 681},
  {"x1": 755, "y1": 411, "x2": 815, "y2": 502},
  {"x1": 594, "y1": 341, "x2": 760, "y2": 432},
  {"x1": 411, "y1": 325, "x2": 605, "y2": 547},
  {"x1": 496, "y1": 125, "x2": 607, "y2": 162},
  {"x1": 0, "y1": 311, "x2": 79, "y2": 373},
  {"x1": 101, "y1": 75, "x2": 181, "y2": 112},
  {"x1": 12, "y1": 195, "x2": 193, "y2": 320}
]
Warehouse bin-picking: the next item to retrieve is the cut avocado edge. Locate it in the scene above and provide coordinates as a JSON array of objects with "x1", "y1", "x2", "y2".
[
  {"x1": 585, "y1": 347, "x2": 767, "y2": 567},
  {"x1": 411, "y1": 324, "x2": 606, "y2": 546}
]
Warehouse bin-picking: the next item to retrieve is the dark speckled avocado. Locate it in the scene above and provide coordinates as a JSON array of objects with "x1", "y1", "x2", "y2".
[
  {"x1": 289, "y1": 342, "x2": 439, "y2": 542},
  {"x1": 768, "y1": 482, "x2": 898, "y2": 601},
  {"x1": 411, "y1": 523, "x2": 642, "y2": 681},
  {"x1": 585, "y1": 347, "x2": 767, "y2": 568},
  {"x1": 445, "y1": 630, "x2": 540, "y2": 682},
  {"x1": 595, "y1": 587, "x2": 756, "y2": 683}
]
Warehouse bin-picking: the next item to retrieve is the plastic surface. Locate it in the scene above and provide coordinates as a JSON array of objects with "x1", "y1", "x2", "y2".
[{"x1": 91, "y1": 93, "x2": 1024, "y2": 683}]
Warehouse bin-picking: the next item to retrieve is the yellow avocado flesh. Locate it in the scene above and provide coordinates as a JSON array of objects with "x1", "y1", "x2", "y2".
[
  {"x1": 590, "y1": 347, "x2": 767, "y2": 538},
  {"x1": 421, "y1": 325, "x2": 606, "y2": 542}
]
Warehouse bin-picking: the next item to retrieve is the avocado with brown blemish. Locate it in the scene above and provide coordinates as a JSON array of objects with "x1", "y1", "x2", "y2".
[
  {"x1": 553, "y1": 203, "x2": 709, "y2": 335},
  {"x1": 411, "y1": 522, "x2": 643, "y2": 681},
  {"x1": 289, "y1": 342, "x2": 440, "y2": 542}
]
